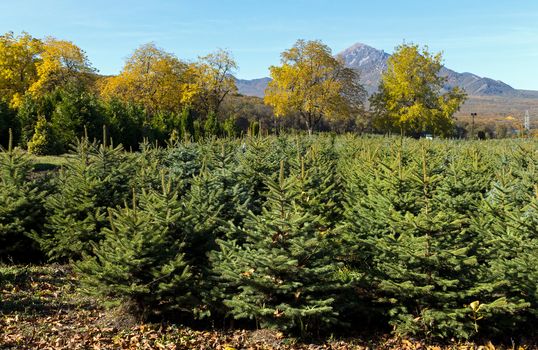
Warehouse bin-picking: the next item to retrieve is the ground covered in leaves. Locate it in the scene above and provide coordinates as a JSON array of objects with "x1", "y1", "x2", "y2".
[{"x1": 0, "y1": 265, "x2": 532, "y2": 349}]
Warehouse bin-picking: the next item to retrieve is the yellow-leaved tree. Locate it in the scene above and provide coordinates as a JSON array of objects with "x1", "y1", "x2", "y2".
[
  {"x1": 100, "y1": 43, "x2": 190, "y2": 114},
  {"x1": 264, "y1": 39, "x2": 365, "y2": 135},
  {"x1": 28, "y1": 37, "x2": 95, "y2": 97},
  {"x1": 191, "y1": 49, "x2": 238, "y2": 116},
  {"x1": 370, "y1": 43, "x2": 466, "y2": 137},
  {"x1": 0, "y1": 32, "x2": 42, "y2": 108}
]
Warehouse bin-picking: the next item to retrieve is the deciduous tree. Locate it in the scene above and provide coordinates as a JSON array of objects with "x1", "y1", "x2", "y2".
[
  {"x1": 0, "y1": 32, "x2": 42, "y2": 108},
  {"x1": 100, "y1": 43, "x2": 189, "y2": 114},
  {"x1": 191, "y1": 49, "x2": 237, "y2": 117},
  {"x1": 370, "y1": 44, "x2": 466, "y2": 137},
  {"x1": 28, "y1": 38, "x2": 95, "y2": 97},
  {"x1": 265, "y1": 40, "x2": 365, "y2": 135}
]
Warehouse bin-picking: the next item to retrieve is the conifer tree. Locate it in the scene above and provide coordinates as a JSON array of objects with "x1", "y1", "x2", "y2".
[
  {"x1": 181, "y1": 142, "x2": 253, "y2": 317},
  {"x1": 341, "y1": 143, "x2": 515, "y2": 339},
  {"x1": 180, "y1": 105, "x2": 195, "y2": 141},
  {"x1": 129, "y1": 140, "x2": 166, "y2": 192},
  {"x1": 214, "y1": 161, "x2": 340, "y2": 335},
  {"x1": 471, "y1": 162, "x2": 537, "y2": 335},
  {"x1": 27, "y1": 115, "x2": 58, "y2": 155},
  {"x1": 204, "y1": 110, "x2": 221, "y2": 137},
  {"x1": 236, "y1": 136, "x2": 294, "y2": 214},
  {"x1": 183, "y1": 169, "x2": 226, "y2": 318},
  {"x1": 193, "y1": 120, "x2": 202, "y2": 141},
  {"x1": 223, "y1": 116, "x2": 238, "y2": 138},
  {"x1": 165, "y1": 142, "x2": 204, "y2": 194},
  {"x1": 291, "y1": 139, "x2": 343, "y2": 228},
  {"x1": 77, "y1": 174, "x2": 196, "y2": 318},
  {"x1": 38, "y1": 135, "x2": 132, "y2": 260},
  {"x1": 438, "y1": 145, "x2": 495, "y2": 214},
  {"x1": 0, "y1": 130, "x2": 45, "y2": 261},
  {"x1": 187, "y1": 142, "x2": 251, "y2": 239}
]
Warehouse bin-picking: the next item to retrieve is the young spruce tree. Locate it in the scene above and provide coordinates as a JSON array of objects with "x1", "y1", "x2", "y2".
[
  {"x1": 0, "y1": 131, "x2": 45, "y2": 261},
  {"x1": 77, "y1": 173, "x2": 196, "y2": 319},
  {"x1": 214, "y1": 161, "x2": 340, "y2": 335},
  {"x1": 342, "y1": 142, "x2": 515, "y2": 339},
  {"x1": 471, "y1": 161, "x2": 537, "y2": 336},
  {"x1": 39, "y1": 134, "x2": 132, "y2": 260}
]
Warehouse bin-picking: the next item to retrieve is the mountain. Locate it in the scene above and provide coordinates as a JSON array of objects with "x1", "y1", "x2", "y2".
[
  {"x1": 235, "y1": 77, "x2": 271, "y2": 98},
  {"x1": 235, "y1": 42, "x2": 538, "y2": 115},
  {"x1": 337, "y1": 42, "x2": 533, "y2": 98},
  {"x1": 336, "y1": 42, "x2": 390, "y2": 95}
]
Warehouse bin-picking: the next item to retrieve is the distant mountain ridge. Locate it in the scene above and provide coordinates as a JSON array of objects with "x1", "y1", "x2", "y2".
[
  {"x1": 234, "y1": 77, "x2": 271, "y2": 98},
  {"x1": 235, "y1": 42, "x2": 538, "y2": 101}
]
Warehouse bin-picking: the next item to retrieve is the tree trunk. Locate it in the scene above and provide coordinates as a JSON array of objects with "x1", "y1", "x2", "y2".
[
  {"x1": 304, "y1": 115, "x2": 312, "y2": 136},
  {"x1": 304, "y1": 113, "x2": 315, "y2": 136}
]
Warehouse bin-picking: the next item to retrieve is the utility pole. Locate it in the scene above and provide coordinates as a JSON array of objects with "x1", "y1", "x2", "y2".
[{"x1": 470, "y1": 112, "x2": 477, "y2": 139}]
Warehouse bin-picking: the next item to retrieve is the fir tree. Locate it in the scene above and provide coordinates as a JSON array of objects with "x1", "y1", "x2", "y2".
[
  {"x1": 193, "y1": 120, "x2": 202, "y2": 141},
  {"x1": 128, "y1": 140, "x2": 166, "y2": 193},
  {"x1": 438, "y1": 145, "x2": 495, "y2": 214},
  {"x1": 214, "y1": 161, "x2": 340, "y2": 335},
  {"x1": 471, "y1": 165, "x2": 536, "y2": 336},
  {"x1": 236, "y1": 136, "x2": 294, "y2": 214},
  {"x1": 223, "y1": 116, "x2": 238, "y2": 138},
  {"x1": 291, "y1": 139, "x2": 343, "y2": 229},
  {"x1": 27, "y1": 115, "x2": 58, "y2": 155},
  {"x1": 184, "y1": 142, "x2": 253, "y2": 317},
  {"x1": 38, "y1": 136, "x2": 132, "y2": 260},
  {"x1": 0, "y1": 101, "x2": 19, "y2": 149},
  {"x1": 341, "y1": 143, "x2": 515, "y2": 339},
  {"x1": 0, "y1": 130, "x2": 45, "y2": 261},
  {"x1": 204, "y1": 110, "x2": 221, "y2": 137},
  {"x1": 77, "y1": 175, "x2": 196, "y2": 318},
  {"x1": 180, "y1": 106, "x2": 195, "y2": 141},
  {"x1": 165, "y1": 142, "x2": 204, "y2": 195}
]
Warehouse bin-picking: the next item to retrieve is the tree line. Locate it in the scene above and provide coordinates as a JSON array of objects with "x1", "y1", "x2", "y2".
[
  {"x1": 0, "y1": 32, "x2": 469, "y2": 153},
  {"x1": 0, "y1": 32, "x2": 265, "y2": 153}
]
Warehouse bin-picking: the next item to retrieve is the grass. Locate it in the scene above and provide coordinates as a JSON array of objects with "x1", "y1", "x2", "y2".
[{"x1": 30, "y1": 154, "x2": 72, "y2": 171}]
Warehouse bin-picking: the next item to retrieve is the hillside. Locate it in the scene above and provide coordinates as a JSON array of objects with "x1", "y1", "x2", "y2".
[{"x1": 235, "y1": 77, "x2": 271, "y2": 98}]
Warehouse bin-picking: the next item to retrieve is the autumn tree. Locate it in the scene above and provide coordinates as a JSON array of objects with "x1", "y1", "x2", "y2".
[
  {"x1": 0, "y1": 32, "x2": 42, "y2": 108},
  {"x1": 370, "y1": 43, "x2": 466, "y2": 137},
  {"x1": 28, "y1": 37, "x2": 95, "y2": 97},
  {"x1": 191, "y1": 49, "x2": 238, "y2": 117},
  {"x1": 264, "y1": 39, "x2": 365, "y2": 135},
  {"x1": 100, "y1": 43, "x2": 189, "y2": 114}
]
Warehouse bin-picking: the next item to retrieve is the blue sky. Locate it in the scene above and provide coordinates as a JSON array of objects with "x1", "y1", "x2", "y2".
[{"x1": 2, "y1": 0, "x2": 538, "y2": 89}]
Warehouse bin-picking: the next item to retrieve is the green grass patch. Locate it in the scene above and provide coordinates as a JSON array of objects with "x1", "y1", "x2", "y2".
[{"x1": 30, "y1": 154, "x2": 72, "y2": 171}]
